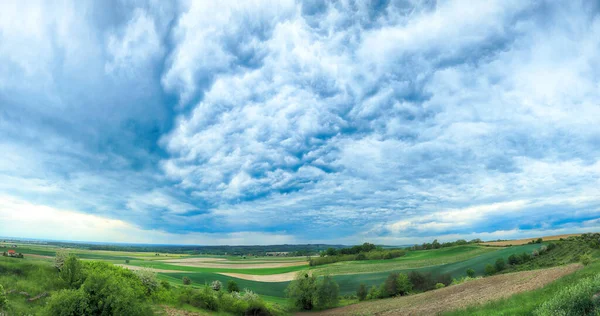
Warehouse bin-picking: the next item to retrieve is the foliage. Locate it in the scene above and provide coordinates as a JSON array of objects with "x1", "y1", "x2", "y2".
[
  {"x1": 466, "y1": 268, "x2": 476, "y2": 278},
  {"x1": 495, "y1": 258, "x2": 506, "y2": 272},
  {"x1": 580, "y1": 254, "x2": 592, "y2": 266},
  {"x1": 357, "y1": 283, "x2": 367, "y2": 301},
  {"x1": 60, "y1": 255, "x2": 84, "y2": 289},
  {"x1": 286, "y1": 272, "x2": 340, "y2": 310},
  {"x1": 134, "y1": 268, "x2": 159, "y2": 295},
  {"x1": 485, "y1": 264, "x2": 496, "y2": 276},
  {"x1": 211, "y1": 280, "x2": 222, "y2": 291},
  {"x1": 534, "y1": 274, "x2": 600, "y2": 316},
  {"x1": 315, "y1": 275, "x2": 339, "y2": 308},
  {"x1": 226, "y1": 280, "x2": 240, "y2": 293},
  {"x1": 182, "y1": 276, "x2": 191, "y2": 285},
  {"x1": 310, "y1": 248, "x2": 406, "y2": 266},
  {"x1": 409, "y1": 238, "x2": 480, "y2": 251},
  {"x1": 44, "y1": 289, "x2": 90, "y2": 316},
  {"x1": 54, "y1": 249, "x2": 68, "y2": 271},
  {"x1": 435, "y1": 282, "x2": 446, "y2": 289},
  {"x1": 0, "y1": 284, "x2": 7, "y2": 311},
  {"x1": 396, "y1": 273, "x2": 412, "y2": 296},
  {"x1": 286, "y1": 272, "x2": 317, "y2": 310}
]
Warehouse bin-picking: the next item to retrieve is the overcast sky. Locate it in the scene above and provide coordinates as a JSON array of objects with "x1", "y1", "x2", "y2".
[{"x1": 1, "y1": 0, "x2": 599, "y2": 245}]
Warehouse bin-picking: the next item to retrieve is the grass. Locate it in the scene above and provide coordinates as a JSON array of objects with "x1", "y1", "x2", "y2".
[
  {"x1": 312, "y1": 245, "x2": 499, "y2": 276},
  {"x1": 157, "y1": 272, "x2": 289, "y2": 298}
]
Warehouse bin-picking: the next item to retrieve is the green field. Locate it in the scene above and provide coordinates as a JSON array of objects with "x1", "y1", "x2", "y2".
[
  {"x1": 312, "y1": 245, "x2": 498, "y2": 276},
  {"x1": 126, "y1": 260, "x2": 308, "y2": 275}
]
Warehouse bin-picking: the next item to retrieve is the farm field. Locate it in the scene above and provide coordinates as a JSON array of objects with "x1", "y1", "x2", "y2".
[
  {"x1": 308, "y1": 264, "x2": 583, "y2": 315},
  {"x1": 480, "y1": 233, "x2": 582, "y2": 246}
]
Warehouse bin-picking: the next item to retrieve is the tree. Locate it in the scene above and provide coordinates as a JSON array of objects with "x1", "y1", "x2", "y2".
[
  {"x1": 536, "y1": 238, "x2": 543, "y2": 244},
  {"x1": 0, "y1": 284, "x2": 7, "y2": 312},
  {"x1": 183, "y1": 276, "x2": 192, "y2": 285},
  {"x1": 325, "y1": 248, "x2": 338, "y2": 256},
  {"x1": 54, "y1": 249, "x2": 68, "y2": 271},
  {"x1": 485, "y1": 264, "x2": 496, "y2": 276},
  {"x1": 432, "y1": 239, "x2": 441, "y2": 249},
  {"x1": 286, "y1": 272, "x2": 317, "y2": 310},
  {"x1": 227, "y1": 280, "x2": 240, "y2": 293},
  {"x1": 495, "y1": 258, "x2": 506, "y2": 272},
  {"x1": 357, "y1": 284, "x2": 367, "y2": 301},
  {"x1": 466, "y1": 268, "x2": 476, "y2": 278},
  {"x1": 60, "y1": 255, "x2": 84, "y2": 289},
  {"x1": 396, "y1": 273, "x2": 412, "y2": 296},
  {"x1": 356, "y1": 253, "x2": 367, "y2": 260},
  {"x1": 384, "y1": 273, "x2": 400, "y2": 297},
  {"x1": 315, "y1": 275, "x2": 339, "y2": 308},
  {"x1": 580, "y1": 253, "x2": 592, "y2": 266}
]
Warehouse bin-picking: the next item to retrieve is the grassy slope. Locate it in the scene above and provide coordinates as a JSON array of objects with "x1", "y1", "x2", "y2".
[
  {"x1": 129, "y1": 260, "x2": 308, "y2": 274},
  {"x1": 332, "y1": 244, "x2": 543, "y2": 295},
  {"x1": 312, "y1": 245, "x2": 498, "y2": 276}
]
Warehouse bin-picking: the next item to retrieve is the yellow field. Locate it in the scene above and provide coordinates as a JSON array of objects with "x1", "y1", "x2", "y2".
[{"x1": 480, "y1": 234, "x2": 582, "y2": 246}]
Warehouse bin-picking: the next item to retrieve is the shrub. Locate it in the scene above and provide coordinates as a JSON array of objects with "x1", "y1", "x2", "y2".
[
  {"x1": 44, "y1": 289, "x2": 89, "y2": 316},
  {"x1": 286, "y1": 272, "x2": 317, "y2": 310},
  {"x1": 315, "y1": 275, "x2": 339, "y2": 308},
  {"x1": 227, "y1": 280, "x2": 240, "y2": 293},
  {"x1": 495, "y1": 258, "x2": 506, "y2": 272},
  {"x1": 547, "y1": 243, "x2": 557, "y2": 251},
  {"x1": 532, "y1": 249, "x2": 540, "y2": 257},
  {"x1": 408, "y1": 271, "x2": 435, "y2": 292},
  {"x1": 190, "y1": 286, "x2": 219, "y2": 311},
  {"x1": 134, "y1": 268, "x2": 159, "y2": 295},
  {"x1": 534, "y1": 275, "x2": 600, "y2": 316},
  {"x1": 580, "y1": 254, "x2": 592, "y2": 266},
  {"x1": 435, "y1": 283, "x2": 446, "y2": 289},
  {"x1": 0, "y1": 284, "x2": 7, "y2": 312},
  {"x1": 508, "y1": 254, "x2": 520, "y2": 265},
  {"x1": 396, "y1": 273, "x2": 412, "y2": 296},
  {"x1": 60, "y1": 255, "x2": 84, "y2": 289},
  {"x1": 436, "y1": 273, "x2": 453, "y2": 286},
  {"x1": 357, "y1": 284, "x2": 367, "y2": 301},
  {"x1": 54, "y1": 249, "x2": 68, "y2": 271},
  {"x1": 366, "y1": 285, "x2": 379, "y2": 300},
  {"x1": 384, "y1": 273, "x2": 400, "y2": 297},
  {"x1": 125, "y1": 259, "x2": 130, "y2": 264},
  {"x1": 211, "y1": 280, "x2": 222, "y2": 291},
  {"x1": 466, "y1": 268, "x2": 476, "y2": 278},
  {"x1": 356, "y1": 253, "x2": 367, "y2": 260},
  {"x1": 183, "y1": 276, "x2": 191, "y2": 285},
  {"x1": 536, "y1": 238, "x2": 543, "y2": 244},
  {"x1": 485, "y1": 264, "x2": 496, "y2": 276}
]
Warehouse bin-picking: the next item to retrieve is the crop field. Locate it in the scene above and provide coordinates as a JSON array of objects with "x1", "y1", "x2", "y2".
[{"x1": 480, "y1": 234, "x2": 582, "y2": 246}]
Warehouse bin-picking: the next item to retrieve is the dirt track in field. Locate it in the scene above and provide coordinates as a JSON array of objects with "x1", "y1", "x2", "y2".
[
  {"x1": 116, "y1": 264, "x2": 192, "y2": 273},
  {"x1": 305, "y1": 264, "x2": 582, "y2": 316},
  {"x1": 162, "y1": 260, "x2": 308, "y2": 269},
  {"x1": 480, "y1": 234, "x2": 582, "y2": 246},
  {"x1": 219, "y1": 271, "x2": 298, "y2": 282}
]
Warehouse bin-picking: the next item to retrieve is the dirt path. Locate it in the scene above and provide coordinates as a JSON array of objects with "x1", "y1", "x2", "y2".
[
  {"x1": 116, "y1": 264, "x2": 192, "y2": 273},
  {"x1": 165, "y1": 261, "x2": 308, "y2": 269},
  {"x1": 305, "y1": 264, "x2": 582, "y2": 316},
  {"x1": 219, "y1": 271, "x2": 298, "y2": 282}
]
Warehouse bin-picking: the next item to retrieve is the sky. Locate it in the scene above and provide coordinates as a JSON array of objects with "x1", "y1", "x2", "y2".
[{"x1": 1, "y1": 0, "x2": 599, "y2": 246}]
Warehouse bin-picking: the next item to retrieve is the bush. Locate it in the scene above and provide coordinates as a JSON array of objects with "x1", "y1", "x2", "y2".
[
  {"x1": 134, "y1": 268, "x2": 159, "y2": 295},
  {"x1": 466, "y1": 268, "x2": 476, "y2": 278},
  {"x1": 396, "y1": 273, "x2": 412, "y2": 296},
  {"x1": 286, "y1": 273, "x2": 317, "y2": 310},
  {"x1": 191, "y1": 286, "x2": 219, "y2": 311},
  {"x1": 495, "y1": 258, "x2": 506, "y2": 272},
  {"x1": 534, "y1": 275, "x2": 600, "y2": 316},
  {"x1": 357, "y1": 284, "x2": 367, "y2": 301},
  {"x1": 408, "y1": 271, "x2": 435, "y2": 292},
  {"x1": 580, "y1": 254, "x2": 592, "y2": 266},
  {"x1": 227, "y1": 280, "x2": 240, "y2": 293},
  {"x1": 485, "y1": 264, "x2": 496, "y2": 276},
  {"x1": 315, "y1": 275, "x2": 339, "y2": 308},
  {"x1": 183, "y1": 276, "x2": 191, "y2": 285},
  {"x1": 211, "y1": 280, "x2": 222, "y2": 291},
  {"x1": 0, "y1": 284, "x2": 7, "y2": 312},
  {"x1": 435, "y1": 283, "x2": 446, "y2": 289},
  {"x1": 44, "y1": 289, "x2": 89, "y2": 316},
  {"x1": 508, "y1": 254, "x2": 520, "y2": 265},
  {"x1": 60, "y1": 255, "x2": 84, "y2": 289},
  {"x1": 356, "y1": 253, "x2": 367, "y2": 260},
  {"x1": 366, "y1": 285, "x2": 380, "y2": 300}
]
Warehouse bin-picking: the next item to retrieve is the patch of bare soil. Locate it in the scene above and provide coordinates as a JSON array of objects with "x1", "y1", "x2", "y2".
[
  {"x1": 480, "y1": 234, "x2": 582, "y2": 246},
  {"x1": 161, "y1": 305, "x2": 205, "y2": 316},
  {"x1": 166, "y1": 261, "x2": 308, "y2": 269},
  {"x1": 116, "y1": 264, "x2": 192, "y2": 273},
  {"x1": 162, "y1": 258, "x2": 227, "y2": 263},
  {"x1": 305, "y1": 264, "x2": 582, "y2": 316},
  {"x1": 219, "y1": 271, "x2": 298, "y2": 282}
]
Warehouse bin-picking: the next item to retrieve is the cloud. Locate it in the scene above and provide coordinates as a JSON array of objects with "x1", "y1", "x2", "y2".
[{"x1": 0, "y1": 1, "x2": 599, "y2": 244}]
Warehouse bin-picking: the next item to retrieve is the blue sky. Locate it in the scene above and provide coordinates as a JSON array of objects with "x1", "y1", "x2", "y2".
[{"x1": 1, "y1": 1, "x2": 599, "y2": 245}]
